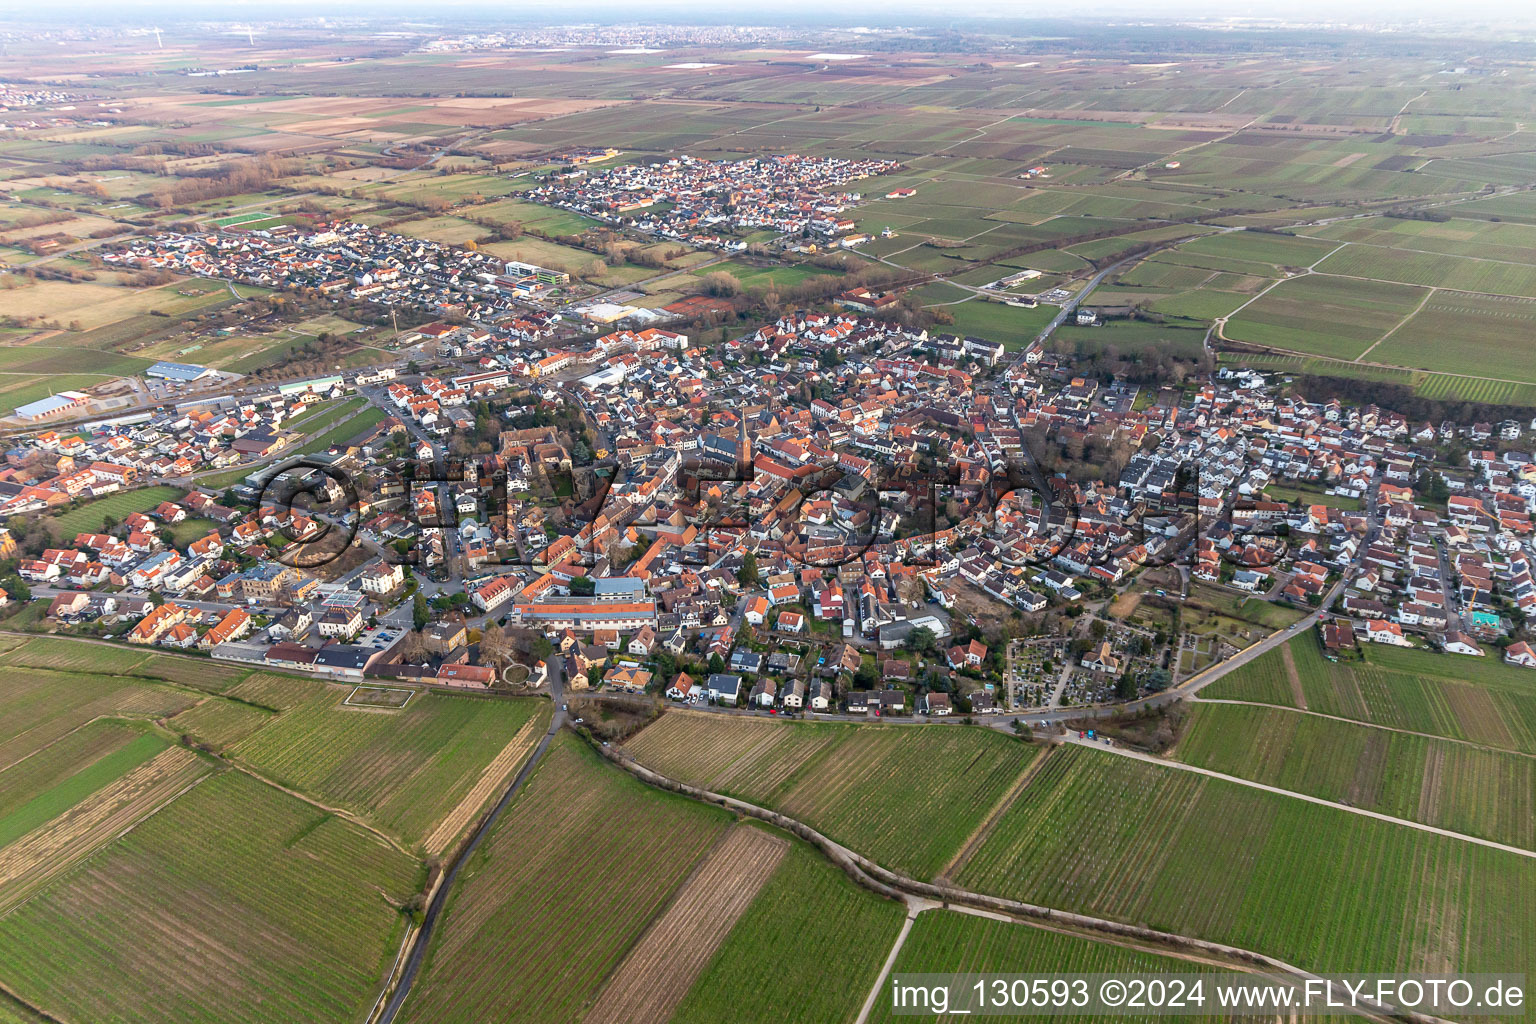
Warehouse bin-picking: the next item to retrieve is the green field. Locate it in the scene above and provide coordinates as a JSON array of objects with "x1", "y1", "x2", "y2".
[
  {"x1": 933, "y1": 298, "x2": 1056, "y2": 351},
  {"x1": 670, "y1": 830, "x2": 905, "y2": 1024},
  {"x1": 1177, "y1": 702, "x2": 1536, "y2": 849},
  {"x1": 956, "y1": 743, "x2": 1535, "y2": 981},
  {"x1": 0, "y1": 637, "x2": 155, "y2": 676},
  {"x1": 45, "y1": 485, "x2": 186, "y2": 539},
  {"x1": 398, "y1": 734, "x2": 732, "y2": 1023},
  {"x1": 0, "y1": 771, "x2": 421, "y2": 1024},
  {"x1": 0, "y1": 723, "x2": 167, "y2": 848},
  {"x1": 1204, "y1": 633, "x2": 1536, "y2": 754},
  {"x1": 1054, "y1": 320, "x2": 1207, "y2": 358},
  {"x1": 0, "y1": 666, "x2": 199, "y2": 773},
  {"x1": 623, "y1": 714, "x2": 1031, "y2": 878},
  {"x1": 1224, "y1": 274, "x2": 1428, "y2": 359},
  {"x1": 1262, "y1": 481, "x2": 1362, "y2": 510},
  {"x1": 229, "y1": 689, "x2": 547, "y2": 848},
  {"x1": 1370, "y1": 291, "x2": 1536, "y2": 382},
  {"x1": 1316, "y1": 244, "x2": 1536, "y2": 299},
  {"x1": 296, "y1": 406, "x2": 388, "y2": 456}
]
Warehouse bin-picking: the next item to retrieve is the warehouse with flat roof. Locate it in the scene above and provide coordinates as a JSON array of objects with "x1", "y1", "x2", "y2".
[{"x1": 145, "y1": 361, "x2": 215, "y2": 383}]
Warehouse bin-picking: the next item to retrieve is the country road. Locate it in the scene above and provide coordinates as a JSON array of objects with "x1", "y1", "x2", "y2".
[{"x1": 374, "y1": 661, "x2": 565, "y2": 1024}]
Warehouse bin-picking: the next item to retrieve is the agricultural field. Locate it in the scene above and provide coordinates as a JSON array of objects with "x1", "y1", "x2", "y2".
[
  {"x1": 229, "y1": 689, "x2": 548, "y2": 849},
  {"x1": 668, "y1": 830, "x2": 905, "y2": 1024},
  {"x1": 398, "y1": 734, "x2": 732, "y2": 1024},
  {"x1": 1176, "y1": 702, "x2": 1536, "y2": 850},
  {"x1": 0, "y1": 771, "x2": 422, "y2": 1024},
  {"x1": 1223, "y1": 274, "x2": 1428, "y2": 359},
  {"x1": 0, "y1": 276, "x2": 230, "y2": 333},
  {"x1": 43, "y1": 485, "x2": 186, "y2": 539},
  {"x1": 1314, "y1": 242, "x2": 1536, "y2": 299},
  {"x1": 0, "y1": 636, "x2": 156, "y2": 676},
  {"x1": 0, "y1": 666, "x2": 198, "y2": 769},
  {"x1": 1179, "y1": 230, "x2": 1341, "y2": 269},
  {"x1": 866, "y1": 910, "x2": 1233, "y2": 1024},
  {"x1": 585, "y1": 824, "x2": 789, "y2": 1024},
  {"x1": 956, "y1": 743, "x2": 1536, "y2": 980},
  {"x1": 1368, "y1": 291, "x2": 1536, "y2": 382},
  {"x1": 1204, "y1": 633, "x2": 1536, "y2": 755},
  {"x1": 1053, "y1": 319, "x2": 1206, "y2": 359},
  {"x1": 0, "y1": 744, "x2": 211, "y2": 913},
  {"x1": 1198, "y1": 645, "x2": 1296, "y2": 706},
  {"x1": 933, "y1": 298, "x2": 1057, "y2": 351},
  {"x1": 623, "y1": 713, "x2": 1032, "y2": 878},
  {"x1": 167, "y1": 698, "x2": 275, "y2": 749}
]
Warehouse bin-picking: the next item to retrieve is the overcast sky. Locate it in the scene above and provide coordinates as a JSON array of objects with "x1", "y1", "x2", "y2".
[{"x1": 7, "y1": 0, "x2": 1536, "y2": 31}]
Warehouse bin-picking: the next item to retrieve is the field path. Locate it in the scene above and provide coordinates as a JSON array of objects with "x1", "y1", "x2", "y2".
[
  {"x1": 853, "y1": 895, "x2": 936, "y2": 1024},
  {"x1": 1191, "y1": 697, "x2": 1536, "y2": 760},
  {"x1": 376, "y1": 677, "x2": 565, "y2": 1024},
  {"x1": 1060, "y1": 735, "x2": 1536, "y2": 859},
  {"x1": 1278, "y1": 644, "x2": 1308, "y2": 710},
  {"x1": 1355, "y1": 285, "x2": 1437, "y2": 362}
]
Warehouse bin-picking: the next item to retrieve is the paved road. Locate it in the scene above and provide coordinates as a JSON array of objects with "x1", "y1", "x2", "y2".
[{"x1": 375, "y1": 662, "x2": 563, "y2": 1024}]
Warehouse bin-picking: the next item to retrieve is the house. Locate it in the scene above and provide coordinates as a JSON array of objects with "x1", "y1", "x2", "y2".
[
  {"x1": 270, "y1": 607, "x2": 313, "y2": 642},
  {"x1": 47, "y1": 592, "x2": 91, "y2": 620},
  {"x1": 1442, "y1": 631, "x2": 1485, "y2": 656},
  {"x1": 666, "y1": 672, "x2": 700, "y2": 700},
  {"x1": 970, "y1": 692, "x2": 1000, "y2": 714},
  {"x1": 627, "y1": 625, "x2": 656, "y2": 657},
  {"x1": 360, "y1": 562, "x2": 405, "y2": 595},
  {"x1": 437, "y1": 664, "x2": 496, "y2": 689},
  {"x1": 775, "y1": 611, "x2": 805, "y2": 634},
  {"x1": 743, "y1": 595, "x2": 769, "y2": 626},
  {"x1": 809, "y1": 680, "x2": 832, "y2": 710},
  {"x1": 1365, "y1": 620, "x2": 1411, "y2": 647},
  {"x1": 128, "y1": 602, "x2": 187, "y2": 644},
  {"x1": 781, "y1": 679, "x2": 807, "y2": 710},
  {"x1": 159, "y1": 622, "x2": 199, "y2": 649},
  {"x1": 199, "y1": 607, "x2": 251, "y2": 648},
  {"x1": 946, "y1": 639, "x2": 987, "y2": 670},
  {"x1": 706, "y1": 673, "x2": 743, "y2": 706},
  {"x1": 923, "y1": 691, "x2": 953, "y2": 716},
  {"x1": 318, "y1": 605, "x2": 364, "y2": 640},
  {"x1": 603, "y1": 665, "x2": 652, "y2": 692},
  {"x1": 749, "y1": 677, "x2": 777, "y2": 707},
  {"x1": 1504, "y1": 640, "x2": 1536, "y2": 668}
]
